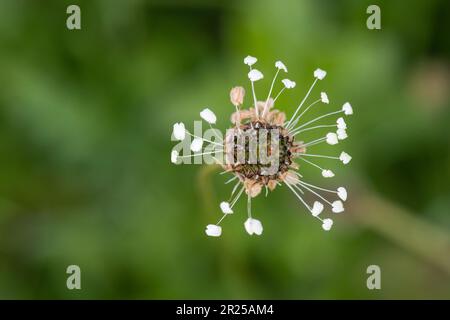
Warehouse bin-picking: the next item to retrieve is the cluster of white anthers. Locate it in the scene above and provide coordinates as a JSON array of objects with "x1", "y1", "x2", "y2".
[{"x1": 171, "y1": 55, "x2": 353, "y2": 237}]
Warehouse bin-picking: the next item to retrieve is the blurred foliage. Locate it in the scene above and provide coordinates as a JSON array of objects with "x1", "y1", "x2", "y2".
[{"x1": 0, "y1": 0, "x2": 449, "y2": 299}]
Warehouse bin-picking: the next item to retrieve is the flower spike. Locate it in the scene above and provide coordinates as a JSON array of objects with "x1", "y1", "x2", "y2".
[{"x1": 171, "y1": 57, "x2": 353, "y2": 236}]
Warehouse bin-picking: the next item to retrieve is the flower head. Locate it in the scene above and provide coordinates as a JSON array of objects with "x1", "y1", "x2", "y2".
[{"x1": 170, "y1": 56, "x2": 354, "y2": 237}]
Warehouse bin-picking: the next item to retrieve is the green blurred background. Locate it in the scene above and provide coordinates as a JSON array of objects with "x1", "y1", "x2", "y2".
[{"x1": 0, "y1": 0, "x2": 449, "y2": 299}]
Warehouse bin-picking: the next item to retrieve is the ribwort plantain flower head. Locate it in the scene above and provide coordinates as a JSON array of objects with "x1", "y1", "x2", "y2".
[{"x1": 171, "y1": 56, "x2": 353, "y2": 237}]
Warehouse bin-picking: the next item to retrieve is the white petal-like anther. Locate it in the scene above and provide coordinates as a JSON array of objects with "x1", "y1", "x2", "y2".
[
  {"x1": 321, "y1": 92, "x2": 329, "y2": 104},
  {"x1": 248, "y1": 69, "x2": 264, "y2": 82},
  {"x1": 339, "y1": 151, "x2": 352, "y2": 164},
  {"x1": 337, "y1": 128, "x2": 348, "y2": 140},
  {"x1": 172, "y1": 122, "x2": 185, "y2": 141},
  {"x1": 326, "y1": 132, "x2": 339, "y2": 145},
  {"x1": 336, "y1": 117, "x2": 347, "y2": 130},
  {"x1": 332, "y1": 200, "x2": 345, "y2": 213},
  {"x1": 275, "y1": 60, "x2": 288, "y2": 72},
  {"x1": 282, "y1": 79, "x2": 296, "y2": 89},
  {"x1": 171, "y1": 150, "x2": 179, "y2": 164},
  {"x1": 337, "y1": 187, "x2": 347, "y2": 201},
  {"x1": 322, "y1": 218, "x2": 333, "y2": 231},
  {"x1": 311, "y1": 201, "x2": 324, "y2": 216},
  {"x1": 205, "y1": 224, "x2": 222, "y2": 237},
  {"x1": 322, "y1": 169, "x2": 335, "y2": 178},
  {"x1": 244, "y1": 218, "x2": 263, "y2": 236},
  {"x1": 342, "y1": 102, "x2": 353, "y2": 115},
  {"x1": 190, "y1": 137, "x2": 203, "y2": 152},
  {"x1": 244, "y1": 55, "x2": 257, "y2": 66},
  {"x1": 200, "y1": 108, "x2": 217, "y2": 124},
  {"x1": 314, "y1": 68, "x2": 327, "y2": 80},
  {"x1": 220, "y1": 201, "x2": 233, "y2": 214}
]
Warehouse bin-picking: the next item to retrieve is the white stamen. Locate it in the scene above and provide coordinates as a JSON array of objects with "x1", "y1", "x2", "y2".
[
  {"x1": 231, "y1": 186, "x2": 245, "y2": 207},
  {"x1": 275, "y1": 60, "x2": 288, "y2": 72},
  {"x1": 332, "y1": 200, "x2": 345, "y2": 213},
  {"x1": 302, "y1": 137, "x2": 326, "y2": 147},
  {"x1": 248, "y1": 66, "x2": 261, "y2": 118},
  {"x1": 272, "y1": 87, "x2": 286, "y2": 103},
  {"x1": 321, "y1": 92, "x2": 329, "y2": 104},
  {"x1": 298, "y1": 180, "x2": 337, "y2": 194},
  {"x1": 225, "y1": 176, "x2": 238, "y2": 184},
  {"x1": 190, "y1": 138, "x2": 203, "y2": 152},
  {"x1": 172, "y1": 122, "x2": 186, "y2": 141},
  {"x1": 244, "y1": 217, "x2": 263, "y2": 236},
  {"x1": 205, "y1": 224, "x2": 222, "y2": 237},
  {"x1": 288, "y1": 99, "x2": 321, "y2": 130},
  {"x1": 337, "y1": 128, "x2": 348, "y2": 140},
  {"x1": 185, "y1": 131, "x2": 223, "y2": 147},
  {"x1": 212, "y1": 156, "x2": 223, "y2": 165},
  {"x1": 285, "y1": 181, "x2": 322, "y2": 222},
  {"x1": 248, "y1": 69, "x2": 264, "y2": 82},
  {"x1": 171, "y1": 150, "x2": 179, "y2": 164},
  {"x1": 326, "y1": 132, "x2": 339, "y2": 145},
  {"x1": 299, "y1": 153, "x2": 339, "y2": 160},
  {"x1": 286, "y1": 78, "x2": 318, "y2": 129},
  {"x1": 282, "y1": 79, "x2": 296, "y2": 89},
  {"x1": 336, "y1": 117, "x2": 346, "y2": 129},
  {"x1": 244, "y1": 55, "x2": 257, "y2": 66},
  {"x1": 262, "y1": 68, "x2": 280, "y2": 118},
  {"x1": 295, "y1": 183, "x2": 333, "y2": 206},
  {"x1": 337, "y1": 187, "x2": 347, "y2": 201},
  {"x1": 292, "y1": 109, "x2": 343, "y2": 131},
  {"x1": 247, "y1": 194, "x2": 252, "y2": 219},
  {"x1": 311, "y1": 201, "x2": 324, "y2": 216},
  {"x1": 342, "y1": 102, "x2": 353, "y2": 115},
  {"x1": 216, "y1": 185, "x2": 245, "y2": 226},
  {"x1": 291, "y1": 124, "x2": 337, "y2": 136},
  {"x1": 220, "y1": 201, "x2": 233, "y2": 214},
  {"x1": 299, "y1": 158, "x2": 335, "y2": 178},
  {"x1": 322, "y1": 169, "x2": 335, "y2": 178},
  {"x1": 228, "y1": 181, "x2": 241, "y2": 201},
  {"x1": 339, "y1": 151, "x2": 352, "y2": 164},
  {"x1": 322, "y1": 218, "x2": 333, "y2": 231},
  {"x1": 200, "y1": 108, "x2": 217, "y2": 124},
  {"x1": 314, "y1": 68, "x2": 327, "y2": 80},
  {"x1": 179, "y1": 150, "x2": 223, "y2": 158}
]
